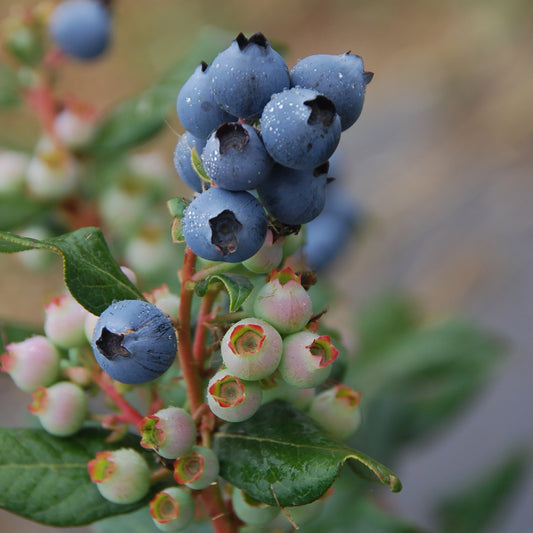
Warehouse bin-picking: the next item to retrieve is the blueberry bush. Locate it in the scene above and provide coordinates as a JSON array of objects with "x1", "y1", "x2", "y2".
[{"x1": 0, "y1": 2, "x2": 521, "y2": 532}]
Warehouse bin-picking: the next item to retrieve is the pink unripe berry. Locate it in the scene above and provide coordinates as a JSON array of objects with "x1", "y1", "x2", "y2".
[
  {"x1": 44, "y1": 293, "x2": 89, "y2": 348},
  {"x1": 29, "y1": 382, "x2": 87, "y2": 436},
  {"x1": 207, "y1": 369, "x2": 262, "y2": 422},
  {"x1": 253, "y1": 267, "x2": 312, "y2": 334},
  {"x1": 145, "y1": 284, "x2": 180, "y2": 317},
  {"x1": 308, "y1": 385, "x2": 362, "y2": 440},
  {"x1": 139, "y1": 406, "x2": 196, "y2": 459},
  {"x1": 173, "y1": 445, "x2": 219, "y2": 490},
  {"x1": 279, "y1": 331, "x2": 338, "y2": 388},
  {"x1": 260, "y1": 376, "x2": 314, "y2": 411},
  {"x1": 88, "y1": 448, "x2": 151, "y2": 504},
  {"x1": 54, "y1": 107, "x2": 97, "y2": 149},
  {"x1": 1, "y1": 335, "x2": 60, "y2": 392},
  {"x1": 0, "y1": 150, "x2": 29, "y2": 195},
  {"x1": 232, "y1": 488, "x2": 279, "y2": 526},
  {"x1": 243, "y1": 229, "x2": 284, "y2": 273},
  {"x1": 221, "y1": 318, "x2": 282, "y2": 381},
  {"x1": 150, "y1": 486, "x2": 195, "y2": 531}
]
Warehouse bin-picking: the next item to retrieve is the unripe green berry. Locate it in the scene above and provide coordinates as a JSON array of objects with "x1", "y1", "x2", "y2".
[
  {"x1": 207, "y1": 369, "x2": 262, "y2": 422},
  {"x1": 150, "y1": 486, "x2": 195, "y2": 531},
  {"x1": 29, "y1": 381, "x2": 87, "y2": 436},
  {"x1": 174, "y1": 445, "x2": 219, "y2": 490},
  {"x1": 44, "y1": 293, "x2": 89, "y2": 349},
  {"x1": 88, "y1": 448, "x2": 151, "y2": 504},
  {"x1": 221, "y1": 318, "x2": 282, "y2": 381},
  {"x1": 253, "y1": 267, "x2": 312, "y2": 334},
  {"x1": 279, "y1": 331, "x2": 338, "y2": 388},
  {"x1": 232, "y1": 488, "x2": 279, "y2": 526},
  {"x1": 242, "y1": 230, "x2": 284, "y2": 273},
  {"x1": 139, "y1": 406, "x2": 196, "y2": 459}
]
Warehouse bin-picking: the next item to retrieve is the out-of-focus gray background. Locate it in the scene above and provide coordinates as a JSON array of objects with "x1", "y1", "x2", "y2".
[{"x1": 0, "y1": 1, "x2": 532, "y2": 531}]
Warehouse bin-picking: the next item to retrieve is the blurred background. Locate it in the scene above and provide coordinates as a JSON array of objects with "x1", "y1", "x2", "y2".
[{"x1": 0, "y1": 0, "x2": 532, "y2": 532}]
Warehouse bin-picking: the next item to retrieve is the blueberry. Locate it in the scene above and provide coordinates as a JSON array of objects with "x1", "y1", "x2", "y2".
[
  {"x1": 261, "y1": 87, "x2": 341, "y2": 169},
  {"x1": 210, "y1": 32, "x2": 290, "y2": 120},
  {"x1": 290, "y1": 52, "x2": 373, "y2": 131},
  {"x1": 176, "y1": 62, "x2": 235, "y2": 139},
  {"x1": 182, "y1": 187, "x2": 267, "y2": 262},
  {"x1": 91, "y1": 300, "x2": 177, "y2": 384},
  {"x1": 48, "y1": 0, "x2": 111, "y2": 60},
  {"x1": 173, "y1": 131, "x2": 207, "y2": 192},
  {"x1": 201, "y1": 122, "x2": 273, "y2": 191},
  {"x1": 257, "y1": 162, "x2": 330, "y2": 225}
]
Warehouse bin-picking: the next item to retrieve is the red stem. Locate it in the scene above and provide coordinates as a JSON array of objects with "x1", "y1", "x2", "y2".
[
  {"x1": 193, "y1": 289, "x2": 217, "y2": 368},
  {"x1": 93, "y1": 372, "x2": 143, "y2": 426},
  {"x1": 199, "y1": 485, "x2": 239, "y2": 533}
]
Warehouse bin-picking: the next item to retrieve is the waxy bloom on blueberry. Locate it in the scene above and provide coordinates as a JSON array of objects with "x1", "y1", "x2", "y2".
[
  {"x1": 253, "y1": 267, "x2": 313, "y2": 335},
  {"x1": 174, "y1": 445, "x2": 220, "y2": 490},
  {"x1": 221, "y1": 317, "x2": 282, "y2": 381},
  {"x1": 91, "y1": 300, "x2": 177, "y2": 384},
  {"x1": 308, "y1": 384, "x2": 362, "y2": 440},
  {"x1": 44, "y1": 292, "x2": 89, "y2": 349},
  {"x1": 29, "y1": 382, "x2": 87, "y2": 436},
  {"x1": 279, "y1": 331, "x2": 338, "y2": 388},
  {"x1": 207, "y1": 369, "x2": 262, "y2": 422},
  {"x1": 1, "y1": 335, "x2": 60, "y2": 392},
  {"x1": 139, "y1": 406, "x2": 196, "y2": 459},
  {"x1": 173, "y1": 132, "x2": 207, "y2": 193},
  {"x1": 150, "y1": 486, "x2": 195, "y2": 532},
  {"x1": 88, "y1": 448, "x2": 151, "y2": 504}
]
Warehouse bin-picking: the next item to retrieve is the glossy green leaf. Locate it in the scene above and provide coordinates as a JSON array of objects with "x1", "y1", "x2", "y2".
[
  {"x1": 0, "y1": 196, "x2": 47, "y2": 231},
  {"x1": 436, "y1": 450, "x2": 528, "y2": 533},
  {"x1": 0, "y1": 428, "x2": 154, "y2": 526},
  {"x1": 214, "y1": 400, "x2": 401, "y2": 507},
  {"x1": 0, "y1": 63, "x2": 20, "y2": 107},
  {"x1": 88, "y1": 27, "x2": 231, "y2": 155},
  {"x1": 195, "y1": 272, "x2": 253, "y2": 312},
  {"x1": 0, "y1": 227, "x2": 143, "y2": 315}
]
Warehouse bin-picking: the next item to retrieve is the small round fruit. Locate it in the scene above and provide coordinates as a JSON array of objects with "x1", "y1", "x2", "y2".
[
  {"x1": 206, "y1": 369, "x2": 262, "y2": 422},
  {"x1": 91, "y1": 300, "x2": 177, "y2": 384},
  {"x1": 88, "y1": 448, "x2": 151, "y2": 504},
  {"x1": 44, "y1": 293, "x2": 89, "y2": 349},
  {"x1": 221, "y1": 318, "x2": 282, "y2": 381},
  {"x1": 182, "y1": 187, "x2": 267, "y2": 263},
  {"x1": 279, "y1": 331, "x2": 338, "y2": 388},
  {"x1": 173, "y1": 132, "x2": 207, "y2": 192},
  {"x1": 150, "y1": 486, "x2": 195, "y2": 532},
  {"x1": 174, "y1": 445, "x2": 220, "y2": 490},
  {"x1": 261, "y1": 87, "x2": 341, "y2": 170},
  {"x1": 232, "y1": 488, "x2": 279, "y2": 526},
  {"x1": 48, "y1": 0, "x2": 111, "y2": 60},
  {"x1": 29, "y1": 382, "x2": 87, "y2": 436}
]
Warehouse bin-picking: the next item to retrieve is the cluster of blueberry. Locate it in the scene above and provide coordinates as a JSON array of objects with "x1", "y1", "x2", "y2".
[{"x1": 174, "y1": 32, "x2": 372, "y2": 263}]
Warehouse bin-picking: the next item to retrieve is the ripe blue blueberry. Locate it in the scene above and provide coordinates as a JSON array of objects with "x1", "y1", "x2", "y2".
[
  {"x1": 210, "y1": 32, "x2": 290, "y2": 120},
  {"x1": 181, "y1": 187, "x2": 267, "y2": 262},
  {"x1": 91, "y1": 300, "x2": 177, "y2": 384},
  {"x1": 173, "y1": 131, "x2": 207, "y2": 192},
  {"x1": 48, "y1": 0, "x2": 111, "y2": 60},
  {"x1": 257, "y1": 162, "x2": 330, "y2": 225},
  {"x1": 290, "y1": 52, "x2": 374, "y2": 131},
  {"x1": 201, "y1": 122, "x2": 273, "y2": 191},
  {"x1": 261, "y1": 87, "x2": 341, "y2": 169},
  {"x1": 176, "y1": 61, "x2": 235, "y2": 139}
]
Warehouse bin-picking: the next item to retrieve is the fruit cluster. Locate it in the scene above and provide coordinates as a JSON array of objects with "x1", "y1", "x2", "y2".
[{"x1": 174, "y1": 32, "x2": 373, "y2": 263}]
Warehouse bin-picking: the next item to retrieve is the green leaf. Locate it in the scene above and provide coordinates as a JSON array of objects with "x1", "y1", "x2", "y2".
[
  {"x1": 0, "y1": 63, "x2": 20, "y2": 107},
  {"x1": 0, "y1": 227, "x2": 144, "y2": 315},
  {"x1": 213, "y1": 400, "x2": 401, "y2": 507},
  {"x1": 195, "y1": 272, "x2": 253, "y2": 312},
  {"x1": 436, "y1": 450, "x2": 529, "y2": 533},
  {"x1": 167, "y1": 197, "x2": 190, "y2": 219},
  {"x1": 349, "y1": 317, "x2": 504, "y2": 462},
  {"x1": 88, "y1": 27, "x2": 231, "y2": 155},
  {"x1": 0, "y1": 196, "x2": 47, "y2": 231},
  {"x1": 0, "y1": 428, "x2": 154, "y2": 526},
  {"x1": 190, "y1": 146, "x2": 211, "y2": 182}
]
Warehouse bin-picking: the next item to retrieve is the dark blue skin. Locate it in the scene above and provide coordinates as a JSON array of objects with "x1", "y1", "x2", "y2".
[
  {"x1": 257, "y1": 163, "x2": 329, "y2": 225},
  {"x1": 48, "y1": 0, "x2": 111, "y2": 60},
  {"x1": 182, "y1": 187, "x2": 267, "y2": 262},
  {"x1": 173, "y1": 131, "x2": 207, "y2": 192},
  {"x1": 261, "y1": 87, "x2": 341, "y2": 170},
  {"x1": 176, "y1": 62, "x2": 235, "y2": 140},
  {"x1": 201, "y1": 123, "x2": 273, "y2": 191},
  {"x1": 290, "y1": 53, "x2": 374, "y2": 131},
  {"x1": 92, "y1": 300, "x2": 177, "y2": 384},
  {"x1": 210, "y1": 32, "x2": 290, "y2": 120}
]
